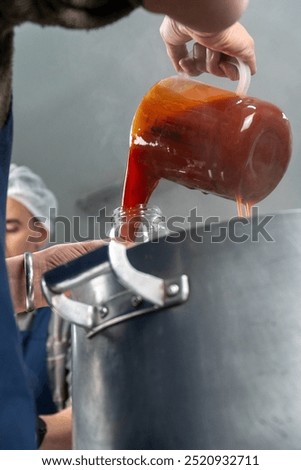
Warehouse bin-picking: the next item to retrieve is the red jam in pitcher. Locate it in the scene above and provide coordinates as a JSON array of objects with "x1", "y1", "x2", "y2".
[{"x1": 121, "y1": 75, "x2": 292, "y2": 217}]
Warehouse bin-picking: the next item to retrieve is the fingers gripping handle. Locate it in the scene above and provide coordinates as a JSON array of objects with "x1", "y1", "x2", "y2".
[
  {"x1": 232, "y1": 58, "x2": 251, "y2": 96},
  {"x1": 185, "y1": 48, "x2": 251, "y2": 96}
]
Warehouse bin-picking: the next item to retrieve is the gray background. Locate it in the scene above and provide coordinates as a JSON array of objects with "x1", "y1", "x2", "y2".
[{"x1": 11, "y1": 0, "x2": 301, "y2": 241}]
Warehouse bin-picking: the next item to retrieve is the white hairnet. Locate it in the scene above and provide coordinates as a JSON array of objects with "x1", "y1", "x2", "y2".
[{"x1": 7, "y1": 163, "x2": 58, "y2": 235}]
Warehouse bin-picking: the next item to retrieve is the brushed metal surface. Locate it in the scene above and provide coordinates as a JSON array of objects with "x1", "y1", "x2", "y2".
[{"x1": 71, "y1": 211, "x2": 301, "y2": 449}]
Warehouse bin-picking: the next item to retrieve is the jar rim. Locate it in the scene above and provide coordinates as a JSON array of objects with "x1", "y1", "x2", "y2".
[{"x1": 112, "y1": 204, "x2": 163, "y2": 218}]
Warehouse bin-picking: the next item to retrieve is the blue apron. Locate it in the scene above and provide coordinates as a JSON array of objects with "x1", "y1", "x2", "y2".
[
  {"x1": 0, "y1": 106, "x2": 37, "y2": 449},
  {"x1": 20, "y1": 307, "x2": 57, "y2": 415}
]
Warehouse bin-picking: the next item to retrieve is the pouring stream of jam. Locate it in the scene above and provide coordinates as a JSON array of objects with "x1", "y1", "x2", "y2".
[{"x1": 121, "y1": 76, "x2": 291, "y2": 221}]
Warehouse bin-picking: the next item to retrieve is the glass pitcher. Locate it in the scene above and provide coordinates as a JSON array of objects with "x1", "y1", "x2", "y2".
[{"x1": 122, "y1": 61, "x2": 292, "y2": 216}]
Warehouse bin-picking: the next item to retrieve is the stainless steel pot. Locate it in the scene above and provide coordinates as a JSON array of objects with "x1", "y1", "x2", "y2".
[{"x1": 42, "y1": 211, "x2": 301, "y2": 449}]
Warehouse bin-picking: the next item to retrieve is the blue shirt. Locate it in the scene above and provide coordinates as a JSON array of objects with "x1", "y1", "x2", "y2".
[
  {"x1": 0, "y1": 106, "x2": 37, "y2": 449},
  {"x1": 20, "y1": 307, "x2": 58, "y2": 415}
]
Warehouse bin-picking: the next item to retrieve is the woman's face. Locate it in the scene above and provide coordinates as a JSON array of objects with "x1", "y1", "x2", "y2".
[{"x1": 5, "y1": 197, "x2": 46, "y2": 258}]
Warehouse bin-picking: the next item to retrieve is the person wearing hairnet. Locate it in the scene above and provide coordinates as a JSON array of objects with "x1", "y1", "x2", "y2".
[
  {"x1": 6, "y1": 164, "x2": 72, "y2": 449},
  {"x1": 0, "y1": 0, "x2": 255, "y2": 450}
]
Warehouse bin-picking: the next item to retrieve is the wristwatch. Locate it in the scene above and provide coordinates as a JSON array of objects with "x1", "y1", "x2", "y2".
[{"x1": 36, "y1": 416, "x2": 47, "y2": 448}]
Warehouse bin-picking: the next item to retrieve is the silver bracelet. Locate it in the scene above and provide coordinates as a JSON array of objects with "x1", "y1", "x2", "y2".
[{"x1": 24, "y1": 252, "x2": 35, "y2": 312}]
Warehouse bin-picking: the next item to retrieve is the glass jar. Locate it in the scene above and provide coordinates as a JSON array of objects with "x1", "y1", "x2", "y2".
[{"x1": 109, "y1": 204, "x2": 167, "y2": 243}]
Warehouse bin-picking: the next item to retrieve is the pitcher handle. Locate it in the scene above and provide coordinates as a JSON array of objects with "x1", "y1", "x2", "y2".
[
  {"x1": 185, "y1": 50, "x2": 251, "y2": 96},
  {"x1": 232, "y1": 58, "x2": 251, "y2": 96}
]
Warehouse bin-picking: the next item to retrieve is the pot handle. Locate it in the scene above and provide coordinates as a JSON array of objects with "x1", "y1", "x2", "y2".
[
  {"x1": 41, "y1": 280, "x2": 97, "y2": 329},
  {"x1": 109, "y1": 239, "x2": 189, "y2": 307},
  {"x1": 41, "y1": 245, "x2": 110, "y2": 328},
  {"x1": 41, "y1": 240, "x2": 189, "y2": 330}
]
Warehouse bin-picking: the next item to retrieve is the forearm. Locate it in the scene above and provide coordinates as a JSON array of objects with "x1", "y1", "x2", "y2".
[
  {"x1": 6, "y1": 240, "x2": 106, "y2": 314},
  {"x1": 0, "y1": 0, "x2": 139, "y2": 128},
  {"x1": 0, "y1": 30, "x2": 13, "y2": 128},
  {"x1": 40, "y1": 407, "x2": 72, "y2": 450},
  {"x1": 0, "y1": 0, "x2": 137, "y2": 30},
  {"x1": 143, "y1": 0, "x2": 249, "y2": 33}
]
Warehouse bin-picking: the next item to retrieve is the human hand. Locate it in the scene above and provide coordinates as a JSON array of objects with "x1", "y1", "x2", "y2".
[
  {"x1": 34, "y1": 240, "x2": 106, "y2": 310},
  {"x1": 7, "y1": 240, "x2": 106, "y2": 314},
  {"x1": 160, "y1": 17, "x2": 256, "y2": 80},
  {"x1": 36, "y1": 240, "x2": 106, "y2": 273},
  {"x1": 40, "y1": 407, "x2": 72, "y2": 450}
]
